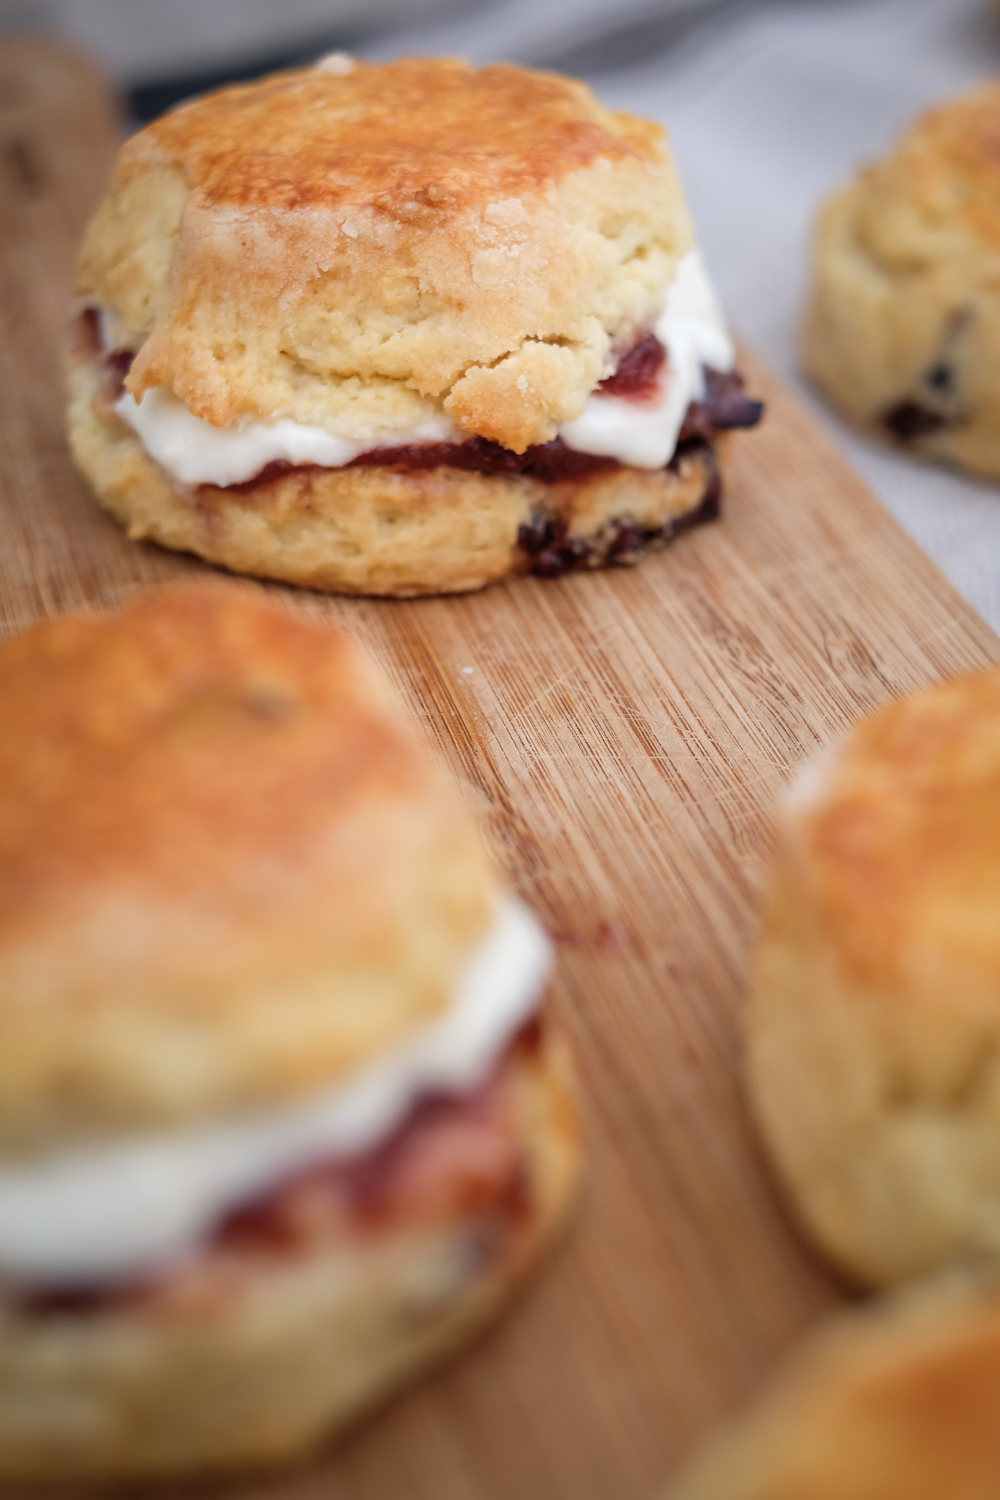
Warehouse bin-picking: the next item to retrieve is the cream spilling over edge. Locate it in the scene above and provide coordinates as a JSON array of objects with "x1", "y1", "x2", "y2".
[
  {"x1": 560, "y1": 251, "x2": 734, "y2": 468},
  {"x1": 0, "y1": 898, "x2": 550, "y2": 1289},
  {"x1": 112, "y1": 252, "x2": 735, "y2": 487}
]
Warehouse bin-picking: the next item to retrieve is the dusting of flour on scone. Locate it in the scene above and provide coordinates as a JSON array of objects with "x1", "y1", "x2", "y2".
[
  {"x1": 68, "y1": 57, "x2": 761, "y2": 596},
  {"x1": 0, "y1": 584, "x2": 579, "y2": 1480}
]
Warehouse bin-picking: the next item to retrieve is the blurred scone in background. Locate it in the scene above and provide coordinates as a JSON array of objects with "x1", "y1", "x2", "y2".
[
  {"x1": 0, "y1": 585, "x2": 579, "y2": 1480},
  {"x1": 748, "y1": 667, "x2": 1000, "y2": 1287},
  {"x1": 667, "y1": 1270, "x2": 1000, "y2": 1500},
  {"x1": 804, "y1": 84, "x2": 1000, "y2": 480}
]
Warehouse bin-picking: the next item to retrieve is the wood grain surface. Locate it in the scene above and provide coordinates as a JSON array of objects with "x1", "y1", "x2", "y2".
[{"x1": 2, "y1": 39, "x2": 999, "y2": 1500}]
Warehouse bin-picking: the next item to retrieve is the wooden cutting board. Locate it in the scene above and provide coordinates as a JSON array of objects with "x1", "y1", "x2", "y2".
[{"x1": 2, "y1": 39, "x2": 999, "y2": 1500}]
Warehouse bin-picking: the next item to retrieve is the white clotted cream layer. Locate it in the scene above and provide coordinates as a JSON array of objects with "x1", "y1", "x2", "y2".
[
  {"x1": 560, "y1": 251, "x2": 735, "y2": 469},
  {"x1": 111, "y1": 253, "x2": 734, "y2": 487},
  {"x1": 114, "y1": 391, "x2": 463, "y2": 489},
  {"x1": 0, "y1": 898, "x2": 550, "y2": 1290}
]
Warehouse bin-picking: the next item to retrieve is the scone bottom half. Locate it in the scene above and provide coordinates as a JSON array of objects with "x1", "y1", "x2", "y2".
[
  {"x1": 747, "y1": 666, "x2": 1000, "y2": 1288},
  {"x1": 68, "y1": 56, "x2": 762, "y2": 597},
  {"x1": 0, "y1": 584, "x2": 581, "y2": 1480}
]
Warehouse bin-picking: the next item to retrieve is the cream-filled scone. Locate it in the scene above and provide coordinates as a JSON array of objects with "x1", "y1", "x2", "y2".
[
  {"x1": 803, "y1": 84, "x2": 1000, "y2": 478},
  {"x1": 748, "y1": 667, "x2": 1000, "y2": 1287},
  {"x1": 667, "y1": 1271, "x2": 1000, "y2": 1500},
  {"x1": 68, "y1": 56, "x2": 761, "y2": 597},
  {"x1": 0, "y1": 584, "x2": 579, "y2": 1479}
]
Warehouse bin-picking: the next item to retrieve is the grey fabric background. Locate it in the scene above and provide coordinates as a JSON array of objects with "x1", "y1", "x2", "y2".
[{"x1": 3, "y1": 0, "x2": 999, "y2": 629}]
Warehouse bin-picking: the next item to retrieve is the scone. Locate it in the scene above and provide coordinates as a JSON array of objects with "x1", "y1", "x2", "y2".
[
  {"x1": 68, "y1": 56, "x2": 761, "y2": 597},
  {"x1": 803, "y1": 83, "x2": 1000, "y2": 478},
  {"x1": 667, "y1": 1271, "x2": 1000, "y2": 1500},
  {"x1": 748, "y1": 667, "x2": 1000, "y2": 1286},
  {"x1": 0, "y1": 584, "x2": 579, "y2": 1480}
]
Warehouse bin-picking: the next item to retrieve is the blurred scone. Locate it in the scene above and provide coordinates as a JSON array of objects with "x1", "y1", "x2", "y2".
[
  {"x1": 0, "y1": 584, "x2": 579, "y2": 1479},
  {"x1": 68, "y1": 56, "x2": 761, "y2": 596},
  {"x1": 668, "y1": 1271, "x2": 1000, "y2": 1500},
  {"x1": 803, "y1": 84, "x2": 1000, "y2": 478},
  {"x1": 748, "y1": 667, "x2": 1000, "y2": 1286}
]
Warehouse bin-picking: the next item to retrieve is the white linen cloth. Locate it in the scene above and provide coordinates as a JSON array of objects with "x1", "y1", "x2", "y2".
[
  {"x1": 0, "y1": 0, "x2": 726, "y2": 78},
  {"x1": 4, "y1": 0, "x2": 999, "y2": 629},
  {"x1": 0, "y1": 0, "x2": 448, "y2": 76}
]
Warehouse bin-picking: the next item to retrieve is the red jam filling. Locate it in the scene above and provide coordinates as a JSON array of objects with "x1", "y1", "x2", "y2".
[
  {"x1": 18, "y1": 1020, "x2": 542, "y2": 1317},
  {"x1": 79, "y1": 310, "x2": 763, "y2": 492},
  {"x1": 596, "y1": 332, "x2": 666, "y2": 400}
]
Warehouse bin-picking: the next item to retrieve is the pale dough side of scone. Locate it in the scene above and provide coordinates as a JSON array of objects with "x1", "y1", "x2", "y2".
[
  {"x1": 803, "y1": 83, "x2": 1000, "y2": 479},
  {"x1": 0, "y1": 584, "x2": 497, "y2": 1151},
  {"x1": 0, "y1": 1027, "x2": 580, "y2": 1481},
  {"x1": 747, "y1": 669, "x2": 1000, "y2": 1287},
  {"x1": 667, "y1": 1271, "x2": 1000, "y2": 1500},
  {"x1": 80, "y1": 58, "x2": 691, "y2": 452},
  {"x1": 68, "y1": 358, "x2": 723, "y2": 597}
]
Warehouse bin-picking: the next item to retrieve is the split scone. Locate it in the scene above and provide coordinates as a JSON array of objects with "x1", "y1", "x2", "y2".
[
  {"x1": 0, "y1": 584, "x2": 579, "y2": 1480},
  {"x1": 668, "y1": 1271, "x2": 1000, "y2": 1500},
  {"x1": 68, "y1": 56, "x2": 761, "y2": 597},
  {"x1": 803, "y1": 84, "x2": 1000, "y2": 478},
  {"x1": 748, "y1": 667, "x2": 1000, "y2": 1287}
]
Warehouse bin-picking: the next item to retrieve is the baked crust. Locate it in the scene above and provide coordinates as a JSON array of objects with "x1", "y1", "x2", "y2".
[
  {"x1": 78, "y1": 57, "x2": 691, "y2": 452},
  {"x1": 803, "y1": 83, "x2": 1000, "y2": 478},
  {"x1": 748, "y1": 668, "x2": 1000, "y2": 1285},
  {"x1": 68, "y1": 355, "x2": 725, "y2": 597},
  {"x1": 0, "y1": 584, "x2": 496, "y2": 1150},
  {"x1": 0, "y1": 1022, "x2": 580, "y2": 1481},
  {"x1": 668, "y1": 1270, "x2": 1000, "y2": 1500}
]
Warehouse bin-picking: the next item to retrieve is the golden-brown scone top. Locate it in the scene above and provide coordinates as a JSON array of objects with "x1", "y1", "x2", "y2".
[
  {"x1": 148, "y1": 55, "x2": 659, "y2": 210},
  {"x1": 748, "y1": 667, "x2": 1000, "y2": 1285},
  {"x1": 791, "y1": 668, "x2": 1000, "y2": 997},
  {"x1": 803, "y1": 83, "x2": 1000, "y2": 477},
  {"x1": 0, "y1": 584, "x2": 494, "y2": 1152},
  {"x1": 78, "y1": 57, "x2": 692, "y2": 451},
  {"x1": 667, "y1": 1272, "x2": 1000, "y2": 1500}
]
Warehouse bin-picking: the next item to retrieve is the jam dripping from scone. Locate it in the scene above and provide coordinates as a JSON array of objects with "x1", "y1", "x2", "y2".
[{"x1": 18, "y1": 1021, "x2": 543, "y2": 1319}]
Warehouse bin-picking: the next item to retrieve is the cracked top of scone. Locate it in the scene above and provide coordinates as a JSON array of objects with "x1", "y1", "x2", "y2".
[
  {"x1": 0, "y1": 585, "x2": 495, "y2": 1153},
  {"x1": 77, "y1": 57, "x2": 693, "y2": 453}
]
